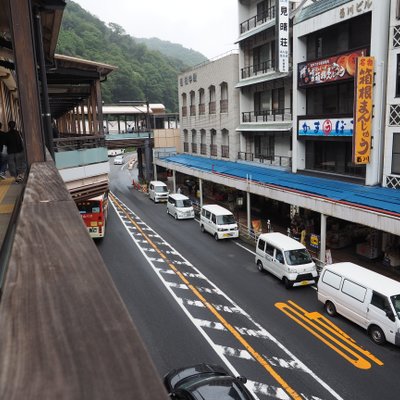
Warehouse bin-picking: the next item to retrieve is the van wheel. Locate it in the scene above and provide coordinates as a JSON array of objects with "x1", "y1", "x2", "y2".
[
  {"x1": 283, "y1": 277, "x2": 292, "y2": 289},
  {"x1": 201, "y1": 224, "x2": 205, "y2": 233},
  {"x1": 325, "y1": 301, "x2": 337, "y2": 317},
  {"x1": 257, "y1": 261, "x2": 264, "y2": 272},
  {"x1": 214, "y1": 233, "x2": 219, "y2": 241},
  {"x1": 369, "y1": 325, "x2": 386, "y2": 345}
]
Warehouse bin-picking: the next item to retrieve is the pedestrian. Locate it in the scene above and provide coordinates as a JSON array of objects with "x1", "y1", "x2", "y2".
[
  {"x1": 5, "y1": 121, "x2": 25, "y2": 183},
  {"x1": 300, "y1": 225, "x2": 307, "y2": 246},
  {"x1": 0, "y1": 122, "x2": 7, "y2": 179}
]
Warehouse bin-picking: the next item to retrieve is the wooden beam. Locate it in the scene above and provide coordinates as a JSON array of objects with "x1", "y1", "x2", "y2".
[
  {"x1": 0, "y1": 161, "x2": 169, "y2": 400},
  {"x1": 8, "y1": 0, "x2": 45, "y2": 163}
]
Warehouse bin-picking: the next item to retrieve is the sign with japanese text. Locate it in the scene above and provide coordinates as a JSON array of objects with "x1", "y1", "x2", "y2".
[
  {"x1": 298, "y1": 117, "x2": 353, "y2": 137},
  {"x1": 353, "y1": 56, "x2": 374, "y2": 164},
  {"x1": 277, "y1": 0, "x2": 289, "y2": 73},
  {"x1": 310, "y1": 234, "x2": 319, "y2": 249},
  {"x1": 179, "y1": 73, "x2": 197, "y2": 86},
  {"x1": 298, "y1": 49, "x2": 367, "y2": 88}
]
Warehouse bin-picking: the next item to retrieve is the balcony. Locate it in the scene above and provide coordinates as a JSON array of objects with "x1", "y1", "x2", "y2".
[
  {"x1": 199, "y1": 103, "x2": 205, "y2": 115},
  {"x1": 242, "y1": 108, "x2": 292, "y2": 123},
  {"x1": 241, "y1": 60, "x2": 275, "y2": 79},
  {"x1": 238, "y1": 152, "x2": 292, "y2": 168},
  {"x1": 209, "y1": 101, "x2": 216, "y2": 115},
  {"x1": 240, "y1": 6, "x2": 276, "y2": 34},
  {"x1": 220, "y1": 99, "x2": 228, "y2": 113},
  {"x1": 191, "y1": 142, "x2": 197, "y2": 154},
  {"x1": 190, "y1": 105, "x2": 196, "y2": 116},
  {"x1": 210, "y1": 144, "x2": 217, "y2": 157},
  {"x1": 184, "y1": 142, "x2": 189, "y2": 152},
  {"x1": 182, "y1": 106, "x2": 187, "y2": 117},
  {"x1": 221, "y1": 145, "x2": 229, "y2": 158},
  {"x1": 200, "y1": 143, "x2": 207, "y2": 155}
]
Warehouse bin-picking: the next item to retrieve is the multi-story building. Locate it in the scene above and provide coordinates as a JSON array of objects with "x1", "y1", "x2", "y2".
[{"x1": 178, "y1": 52, "x2": 240, "y2": 160}]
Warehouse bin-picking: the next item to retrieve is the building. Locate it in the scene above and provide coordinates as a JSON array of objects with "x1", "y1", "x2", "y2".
[{"x1": 178, "y1": 52, "x2": 240, "y2": 160}]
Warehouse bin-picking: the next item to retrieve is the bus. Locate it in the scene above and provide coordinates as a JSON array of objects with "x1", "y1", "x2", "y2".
[{"x1": 77, "y1": 193, "x2": 108, "y2": 239}]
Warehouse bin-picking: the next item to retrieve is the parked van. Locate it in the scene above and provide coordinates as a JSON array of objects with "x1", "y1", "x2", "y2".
[
  {"x1": 318, "y1": 262, "x2": 400, "y2": 346},
  {"x1": 148, "y1": 181, "x2": 169, "y2": 203},
  {"x1": 113, "y1": 155, "x2": 124, "y2": 165},
  {"x1": 167, "y1": 193, "x2": 195, "y2": 219},
  {"x1": 200, "y1": 204, "x2": 239, "y2": 240},
  {"x1": 255, "y1": 232, "x2": 317, "y2": 288}
]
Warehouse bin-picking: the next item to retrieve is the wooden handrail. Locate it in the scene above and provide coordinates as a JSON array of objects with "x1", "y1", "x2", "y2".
[{"x1": 0, "y1": 160, "x2": 168, "y2": 400}]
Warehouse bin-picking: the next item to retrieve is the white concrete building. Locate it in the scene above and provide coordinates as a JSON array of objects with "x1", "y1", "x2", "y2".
[{"x1": 178, "y1": 52, "x2": 240, "y2": 160}]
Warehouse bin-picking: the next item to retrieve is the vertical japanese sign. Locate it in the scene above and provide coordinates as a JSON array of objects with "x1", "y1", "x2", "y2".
[
  {"x1": 277, "y1": 0, "x2": 289, "y2": 73},
  {"x1": 353, "y1": 56, "x2": 374, "y2": 164}
]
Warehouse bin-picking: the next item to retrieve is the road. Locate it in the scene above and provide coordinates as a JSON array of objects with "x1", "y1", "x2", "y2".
[{"x1": 97, "y1": 158, "x2": 400, "y2": 400}]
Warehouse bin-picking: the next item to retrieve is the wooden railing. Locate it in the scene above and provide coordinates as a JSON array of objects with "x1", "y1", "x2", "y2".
[{"x1": 0, "y1": 160, "x2": 168, "y2": 400}]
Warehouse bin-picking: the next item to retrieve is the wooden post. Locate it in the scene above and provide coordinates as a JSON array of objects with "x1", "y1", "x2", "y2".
[
  {"x1": 95, "y1": 80, "x2": 104, "y2": 135},
  {"x1": 8, "y1": 0, "x2": 45, "y2": 164}
]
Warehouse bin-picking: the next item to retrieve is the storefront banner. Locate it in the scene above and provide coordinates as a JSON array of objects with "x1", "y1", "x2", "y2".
[
  {"x1": 353, "y1": 56, "x2": 374, "y2": 164},
  {"x1": 277, "y1": 0, "x2": 289, "y2": 73},
  {"x1": 298, "y1": 48, "x2": 367, "y2": 88},
  {"x1": 298, "y1": 117, "x2": 353, "y2": 137}
]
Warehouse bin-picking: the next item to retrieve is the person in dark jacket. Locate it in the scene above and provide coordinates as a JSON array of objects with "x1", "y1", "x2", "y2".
[{"x1": 5, "y1": 121, "x2": 25, "y2": 183}]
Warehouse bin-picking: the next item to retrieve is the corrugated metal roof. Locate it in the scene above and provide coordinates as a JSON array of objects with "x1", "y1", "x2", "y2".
[
  {"x1": 294, "y1": 0, "x2": 352, "y2": 24},
  {"x1": 161, "y1": 154, "x2": 400, "y2": 216}
]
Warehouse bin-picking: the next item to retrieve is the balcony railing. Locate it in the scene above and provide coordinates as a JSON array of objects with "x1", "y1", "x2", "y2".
[
  {"x1": 199, "y1": 103, "x2": 205, "y2": 115},
  {"x1": 191, "y1": 142, "x2": 197, "y2": 153},
  {"x1": 54, "y1": 135, "x2": 105, "y2": 152},
  {"x1": 200, "y1": 144, "x2": 207, "y2": 155},
  {"x1": 242, "y1": 108, "x2": 292, "y2": 123},
  {"x1": 220, "y1": 99, "x2": 228, "y2": 113},
  {"x1": 209, "y1": 101, "x2": 216, "y2": 114},
  {"x1": 241, "y1": 60, "x2": 275, "y2": 79},
  {"x1": 240, "y1": 6, "x2": 276, "y2": 34},
  {"x1": 190, "y1": 105, "x2": 196, "y2": 116},
  {"x1": 182, "y1": 106, "x2": 187, "y2": 117},
  {"x1": 221, "y1": 145, "x2": 229, "y2": 158},
  {"x1": 184, "y1": 142, "x2": 189, "y2": 152},
  {"x1": 238, "y1": 152, "x2": 292, "y2": 168},
  {"x1": 210, "y1": 144, "x2": 217, "y2": 157}
]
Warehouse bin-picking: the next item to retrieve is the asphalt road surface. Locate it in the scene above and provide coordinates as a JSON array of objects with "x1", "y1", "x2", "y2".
[{"x1": 97, "y1": 158, "x2": 400, "y2": 400}]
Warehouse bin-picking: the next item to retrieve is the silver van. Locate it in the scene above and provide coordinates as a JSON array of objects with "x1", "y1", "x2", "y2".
[
  {"x1": 255, "y1": 232, "x2": 317, "y2": 288},
  {"x1": 167, "y1": 193, "x2": 194, "y2": 219}
]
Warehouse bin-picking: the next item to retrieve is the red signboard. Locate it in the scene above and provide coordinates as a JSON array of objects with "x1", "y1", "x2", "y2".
[{"x1": 298, "y1": 49, "x2": 367, "y2": 87}]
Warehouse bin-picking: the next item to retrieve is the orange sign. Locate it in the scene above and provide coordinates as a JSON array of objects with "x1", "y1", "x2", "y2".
[{"x1": 353, "y1": 56, "x2": 374, "y2": 164}]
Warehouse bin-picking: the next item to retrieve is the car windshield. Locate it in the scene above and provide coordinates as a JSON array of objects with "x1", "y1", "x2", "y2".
[
  {"x1": 391, "y1": 294, "x2": 400, "y2": 318},
  {"x1": 285, "y1": 249, "x2": 312, "y2": 265},
  {"x1": 189, "y1": 377, "x2": 253, "y2": 400},
  {"x1": 176, "y1": 199, "x2": 192, "y2": 208},
  {"x1": 216, "y1": 214, "x2": 235, "y2": 224},
  {"x1": 155, "y1": 186, "x2": 168, "y2": 193}
]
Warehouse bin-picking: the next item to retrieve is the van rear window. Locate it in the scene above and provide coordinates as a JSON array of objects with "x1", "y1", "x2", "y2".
[
  {"x1": 341, "y1": 279, "x2": 367, "y2": 303},
  {"x1": 321, "y1": 270, "x2": 342, "y2": 290}
]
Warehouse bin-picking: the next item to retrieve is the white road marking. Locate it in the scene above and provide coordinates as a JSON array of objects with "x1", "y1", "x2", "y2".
[
  {"x1": 110, "y1": 194, "x2": 344, "y2": 400},
  {"x1": 247, "y1": 380, "x2": 291, "y2": 400}
]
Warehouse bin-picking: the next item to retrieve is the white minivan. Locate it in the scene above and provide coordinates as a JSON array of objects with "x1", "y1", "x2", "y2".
[
  {"x1": 200, "y1": 204, "x2": 239, "y2": 240},
  {"x1": 318, "y1": 262, "x2": 400, "y2": 346},
  {"x1": 148, "y1": 181, "x2": 169, "y2": 203},
  {"x1": 255, "y1": 232, "x2": 318, "y2": 288},
  {"x1": 167, "y1": 193, "x2": 194, "y2": 220}
]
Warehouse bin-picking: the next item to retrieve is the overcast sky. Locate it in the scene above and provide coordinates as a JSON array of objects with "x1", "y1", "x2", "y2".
[{"x1": 73, "y1": 0, "x2": 239, "y2": 59}]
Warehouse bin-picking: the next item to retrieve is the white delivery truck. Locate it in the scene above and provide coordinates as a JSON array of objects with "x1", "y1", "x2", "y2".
[
  {"x1": 255, "y1": 232, "x2": 318, "y2": 288},
  {"x1": 318, "y1": 262, "x2": 400, "y2": 346}
]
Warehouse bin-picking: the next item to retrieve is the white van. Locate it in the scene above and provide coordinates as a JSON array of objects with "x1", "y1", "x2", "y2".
[
  {"x1": 255, "y1": 232, "x2": 318, "y2": 288},
  {"x1": 148, "y1": 181, "x2": 169, "y2": 203},
  {"x1": 113, "y1": 155, "x2": 124, "y2": 165},
  {"x1": 167, "y1": 193, "x2": 194, "y2": 219},
  {"x1": 318, "y1": 262, "x2": 400, "y2": 346},
  {"x1": 200, "y1": 204, "x2": 239, "y2": 240}
]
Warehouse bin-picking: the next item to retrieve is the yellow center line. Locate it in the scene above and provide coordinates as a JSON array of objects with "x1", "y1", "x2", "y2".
[{"x1": 111, "y1": 193, "x2": 302, "y2": 400}]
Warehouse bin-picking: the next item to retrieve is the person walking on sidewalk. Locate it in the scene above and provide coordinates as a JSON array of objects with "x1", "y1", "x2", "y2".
[
  {"x1": 5, "y1": 121, "x2": 25, "y2": 183},
  {"x1": 0, "y1": 122, "x2": 7, "y2": 179}
]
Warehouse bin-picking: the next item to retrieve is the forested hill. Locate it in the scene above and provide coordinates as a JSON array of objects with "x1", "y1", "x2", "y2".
[{"x1": 57, "y1": 1, "x2": 208, "y2": 112}]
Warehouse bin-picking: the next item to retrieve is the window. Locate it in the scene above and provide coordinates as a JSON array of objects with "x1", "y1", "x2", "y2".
[
  {"x1": 275, "y1": 250, "x2": 284, "y2": 264},
  {"x1": 341, "y1": 280, "x2": 367, "y2": 302},
  {"x1": 371, "y1": 292, "x2": 390, "y2": 311},
  {"x1": 211, "y1": 214, "x2": 216, "y2": 224},
  {"x1": 322, "y1": 270, "x2": 342, "y2": 290},
  {"x1": 396, "y1": 55, "x2": 400, "y2": 98},
  {"x1": 254, "y1": 91, "x2": 270, "y2": 114},
  {"x1": 216, "y1": 214, "x2": 235, "y2": 224},
  {"x1": 258, "y1": 239, "x2": 266, "y2": 251},
  {"x1": 392, "y1": 133, "x2": 400, "y2": 175},
  {"x1": 284, "y1": 249, "x2": 312, "y2": 266},
  {"x1": 272, "y1": 88, "x2": 284, "y2": 112},
  {"x1": 265, "y1": 243, "x2": 274, "y2": 256}
]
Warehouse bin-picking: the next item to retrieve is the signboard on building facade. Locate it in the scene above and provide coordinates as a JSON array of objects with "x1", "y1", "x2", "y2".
[
  {"x1": 277, "y1": 0, "x2": 289, "y2": 73},
  {"x1": 353, "y1": 56, "x2": 374, "y2": 164},
  {"x1": 298, "y1": 117, "x2": 354, "y2": 137},
  {"x1": 298, "y1": 49, "x2": 367, "y2": 88}
]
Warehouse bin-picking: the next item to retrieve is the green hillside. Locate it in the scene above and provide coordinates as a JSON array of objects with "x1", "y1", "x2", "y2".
[{"x1": 57, "y1": 1, "x2": 207, "y2": 112}]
